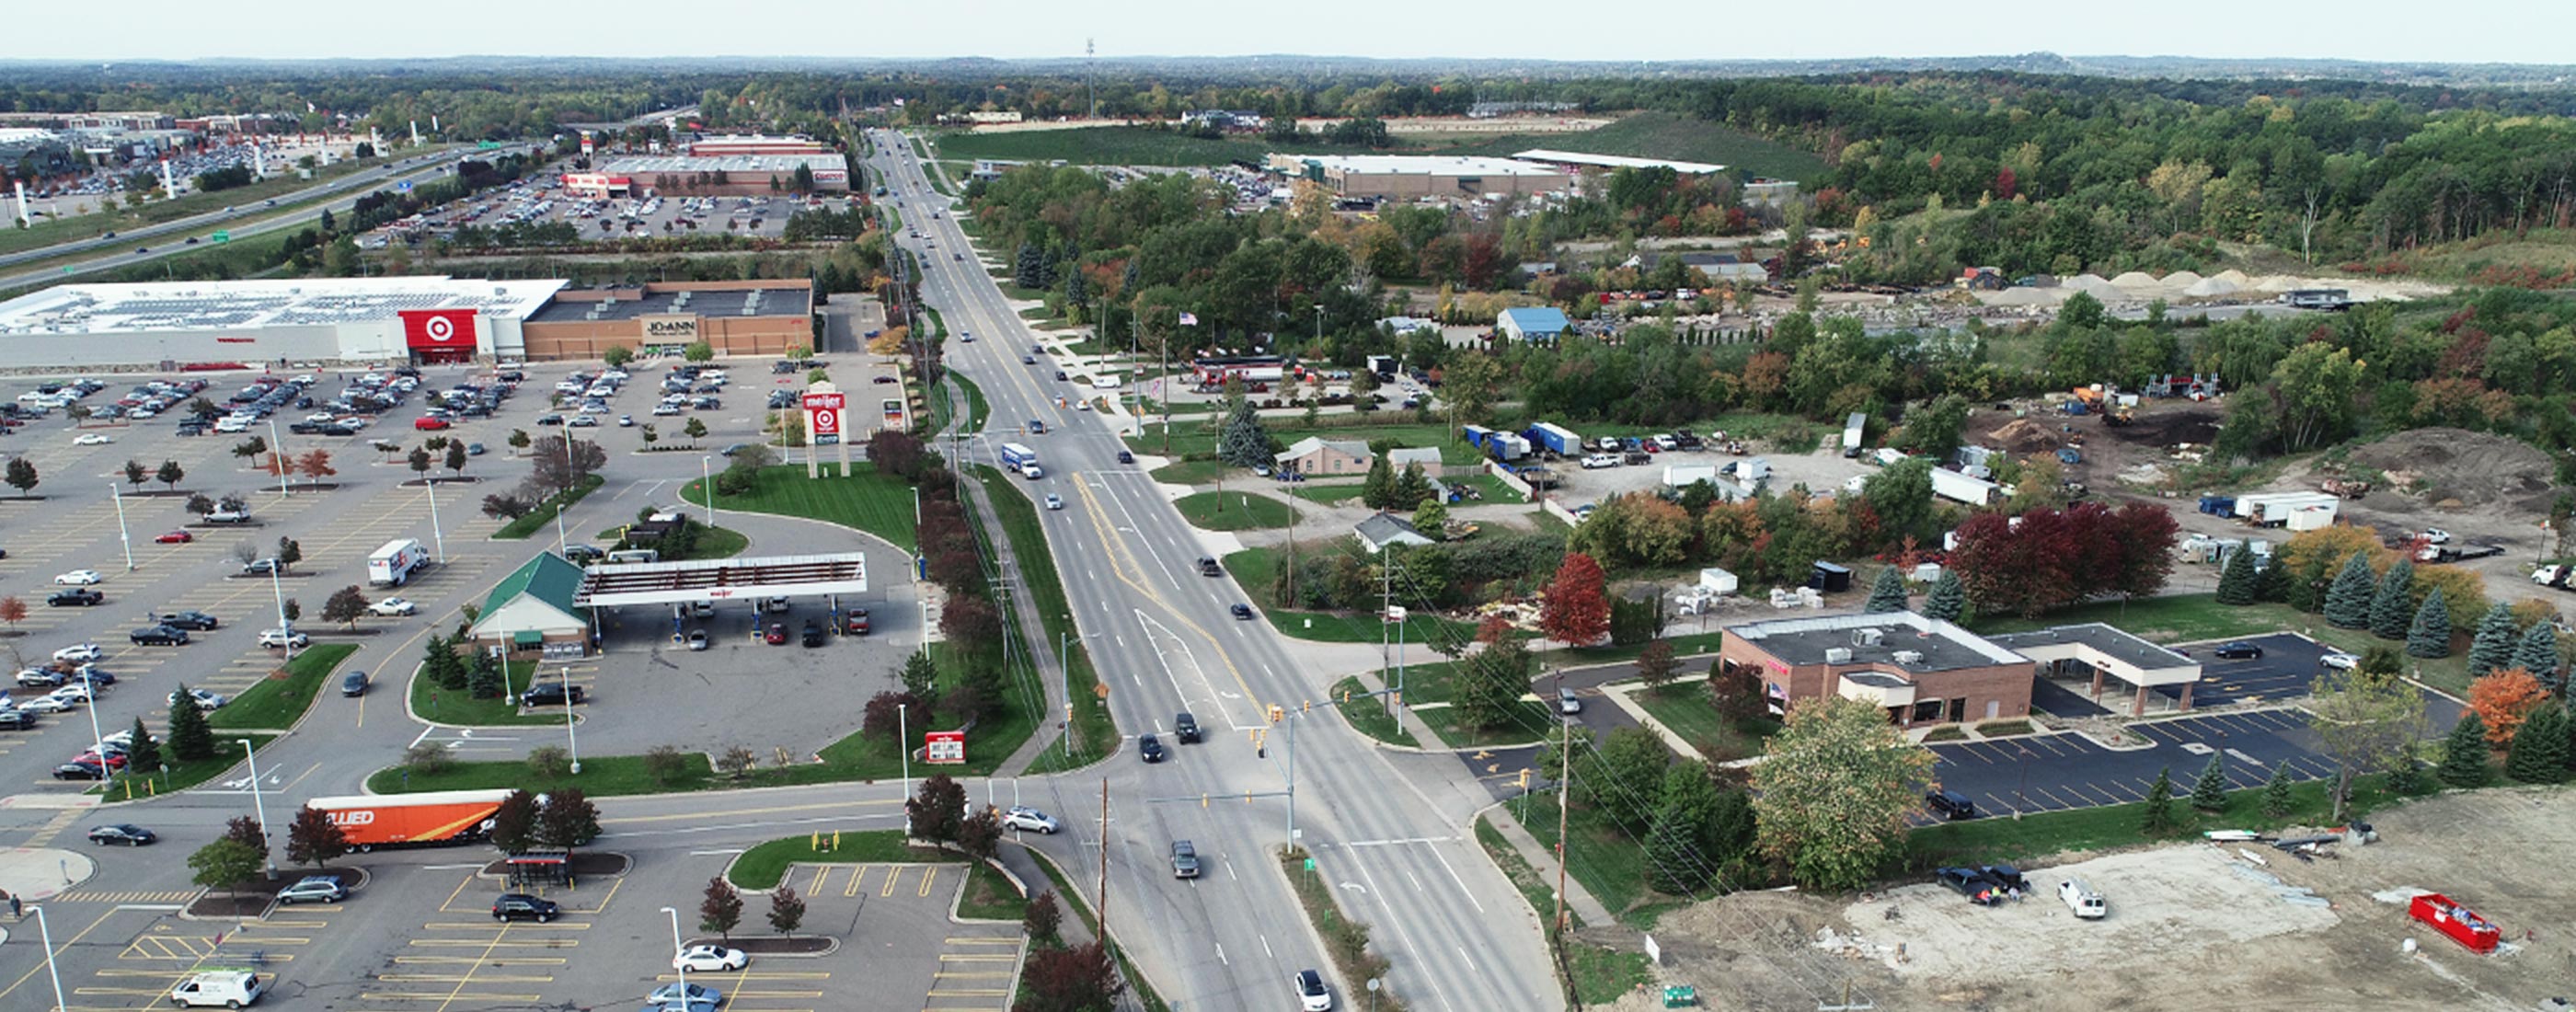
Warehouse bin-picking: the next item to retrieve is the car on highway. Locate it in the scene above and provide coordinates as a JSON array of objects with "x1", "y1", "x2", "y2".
[
  {"x1": 1138, "y1": 734, "x2": 1166, "y2": 763},
  {"x1": 1001, "y1": 807, "x2": 1061, "y2": 834},
  {"x1": 491, "y1": 893, "x2": 559, "y2": 922},
  {"x1": 130, "y1": 625, "x2": 189, "y2": 645},
  {"x1": 54, "y1": 569, "x2": 102, "y2": 585},
  {"x1": 50, "y1": 589, "x2": 104, "y2": 607},
  {"x1": 1117, "y1": 450, "x2": 1134, "y2": 464},
  {"x1": 87, "y1": 823, "x2": 155, "y2": 845},
  {"x1": 1169, "y1": 840, "x2": 1201, "y2": 879},
  {"x1": 369, "y1": 597, "x2": 417, "y2": 616},
  {"x1": 277, "y1": 876, "x2": 349, "y2": 904},
  {"x1": 1230, "y1": 604, "x2": 1255, "y2": 620},
  {"x1": 155, "y1": 530, "x2": 193, "y2": 544},
  {"x1": 673, "y1": 944, "x2": 750, "y2": 972},
  {"x1": 1175, "y1": 712, "x2": 1202, "y2": 743},
  {"x1": 1044, "y1": 494, "x2": 1063, "y2": 511},
  {"x1": 1296, "y1": 969, "x2": 1334, "y2": 1011},
  {"x1": 341, "y1": 671, "x2": 370, "y2": 696},
  {"x1": 2211, "y1": 641, "x2": 2265, "y2": 660},
  {"x1": 155, "y1": 611, "x2": 219, "y2": 630},
  {"x1": 258, "y1": 628, "x2": 310, "y2": 649}
]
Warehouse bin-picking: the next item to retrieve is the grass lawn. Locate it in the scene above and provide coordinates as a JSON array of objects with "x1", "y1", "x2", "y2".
[
  {"x1": 727, "y1": 831, "x2": 950, "y2": 890},
  {"x1": 681, "y1": 463, "x2": 920, "y2": 552},
  {"x1": 1905, "y1": 771, "x2": 2429, "y2": 872},
  {"x1": 1518, "y1": 788, "x2": 1685, "y2": 928},
  {"x1": 1968, "y1": 593, "x2": 2474, "y2": 696},
  {"x1": 1221, "y1": 546, "x2": 1485, "y2": 645},
  {"x1": 1630, "y1": 688, "x2": 1776, "y2": 763},
  {"x1": 1171, "y1": 491, "x2": 1296, "y2": 531},
  {"x1": 1567, "y1": 942, "x2": 1654, "y2": 1006},
  {"x1": 1473, "y1": 815, "x2": 1580, "y2": 931},
  {"x1": 366, "y1": 750, "x2": 711, "y2": 798},
  {"x1": 1535, "y1": 630, "x2": 1730, "y2": 671},
  {"x1": 495, "y1": 473, "x2": 604, "y2": 540},
  {"x1": 1450, "y1": 472, "x2": 1527, "y2": 505},
  {"x1": 957, "y1": 859, "x2": 1029, "y2": 921},
  {"x1": 979, "y1": 467, "x2": 1116, "y2": 772},
  {"x1": 207, "y1": 643, "x2": 358, "y2": 730},
  {"x1": 664, "y1": 525, "x2": 747, "y2": 560},
  {"x1": 1330, "y1": 676, "x2": 1419, "y2": 748},
  {"x1": 1418, "y1": 700, "x2": 1551, "y2": 749},
  {"x1": 1133, "y1": 420, "x2": 1481, "y2": 466},
  {"x1": 98, "y1": 733, "x2": 277, "y2": 799},
  {"x1": 1286, "y1": 482, "x2": 1364, "y2": 505},
  {"x1": 409, "y1": 660, "x2": 561, "y2": 727},
  {"x1": 1144, "y1": 456, "x2": 1229, "y2": 485}
]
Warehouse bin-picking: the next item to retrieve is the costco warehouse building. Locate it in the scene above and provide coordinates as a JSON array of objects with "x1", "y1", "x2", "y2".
[{"x1": 0, "y1": 276, "x2": 815, "y2": 367}]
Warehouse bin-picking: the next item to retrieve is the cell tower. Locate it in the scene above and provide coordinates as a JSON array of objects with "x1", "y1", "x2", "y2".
[{"x1": 1087, "y1": 38, "x2": 1098, "y2": 121}]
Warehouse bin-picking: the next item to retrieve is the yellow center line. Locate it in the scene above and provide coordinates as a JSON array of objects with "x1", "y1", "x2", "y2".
[{"x1": 1071, "y1": 478, "x2": 1269, "y2": 713}]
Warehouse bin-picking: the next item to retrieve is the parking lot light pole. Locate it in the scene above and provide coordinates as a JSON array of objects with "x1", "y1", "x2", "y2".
[
  {"x1": 238, "y1": 738, "x2": 275, "y2": 878},
  {"x1": 109, "y1": 484, "x2": 133, "y2": 571},
  {"x1": 79, "y1": 667, "x2": 104, "y2": 766},
  {"x1": 31, "y1": 904, "x2": 64, "y2": 1012},
  {"x1": 700, "y1": 455, "x2": 716, "y2": 525},
  {"x1": 661, "y1": 905, "x2": 689, "y2": 1002},
  {"x1": 564, "y1": 666, "x2": 581, "y2": 775},
  {"x1": 424, "y1": 482, "x2": 447, "y2": 564},
  {"x1": 266, "y1": 418, "x2": 289, "y2": 498},
  {"x1": 265, "y1": 562, "x2": 295, "y2": 663}
]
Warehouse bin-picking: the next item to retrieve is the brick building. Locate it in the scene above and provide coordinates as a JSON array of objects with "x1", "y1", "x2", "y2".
[
  {"x1": 1719, "y1": 611, "x2": 2034, "y2": 726},
  {"x1": 519, "y1": 281, "x2": 813, "y2": 360}
]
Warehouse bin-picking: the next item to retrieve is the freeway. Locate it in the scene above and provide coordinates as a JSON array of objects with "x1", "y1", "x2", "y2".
[
  {"x1": 866, "y1": 132, "x2": 1558, "y2": 1010},
  {"x1": 0, "y1": 150, "x2": 480, "y2": 291}
]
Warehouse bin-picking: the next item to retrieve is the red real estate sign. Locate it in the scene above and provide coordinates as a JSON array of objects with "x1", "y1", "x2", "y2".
[
  {"x1": 399, "y1": 308, "x2": 478, "y2": 351},
  {"x1": 803, "y1": 391, "x2": 846, "y2": 438}
]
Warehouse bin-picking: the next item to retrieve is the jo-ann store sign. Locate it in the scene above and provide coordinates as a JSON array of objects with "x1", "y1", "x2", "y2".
[{"x1": 641, "y1": 314, "x2": 701, "y2": 341}]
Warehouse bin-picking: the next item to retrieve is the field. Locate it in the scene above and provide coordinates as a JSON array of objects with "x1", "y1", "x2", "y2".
[
  {"x1": 928, "y1": 111, "x2": 1830, "y2": 182},
  {"x1": 1171, "y1": 490, "x2": 1296, "y2": 530},
  {"x1": 680, "y1": 464, "x2": 920, "y2": 552}
]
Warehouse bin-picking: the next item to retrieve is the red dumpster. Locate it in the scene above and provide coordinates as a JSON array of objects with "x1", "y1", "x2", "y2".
[{"x1": 2408, "y1": 892, "x2": 2501, "y2": 953}]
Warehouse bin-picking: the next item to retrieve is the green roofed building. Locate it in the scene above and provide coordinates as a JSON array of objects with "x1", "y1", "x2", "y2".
[{"x1": 467, "y1": 552, "x2": 592, "y2": 659}]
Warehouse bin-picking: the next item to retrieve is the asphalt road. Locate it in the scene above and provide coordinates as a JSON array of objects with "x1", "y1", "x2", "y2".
[
  {"x1": 868, "y1": 132, "x2": 1554, "y2": 1011},
  {"x1": 0, "y1": 152, "x2": 469, "y2": 290}
]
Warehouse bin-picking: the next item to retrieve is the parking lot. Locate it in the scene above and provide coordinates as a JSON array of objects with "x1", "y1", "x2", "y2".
[
  {"x1": 1928, "y1": 707, "x2": 2338, "y2": 819},
  {"x1": 363, "y1": 172, "x2": 850, "y2": 249}
]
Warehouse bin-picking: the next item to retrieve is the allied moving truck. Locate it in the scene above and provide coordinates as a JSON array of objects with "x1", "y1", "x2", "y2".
[{"x1": 305, "y1": 788, "x2": 514, "y2": 850}]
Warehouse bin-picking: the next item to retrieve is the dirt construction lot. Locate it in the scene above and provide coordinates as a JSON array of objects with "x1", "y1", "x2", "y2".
[{"x1": 1617, "y1": 788, "x2": 2576, "y2": 1012}]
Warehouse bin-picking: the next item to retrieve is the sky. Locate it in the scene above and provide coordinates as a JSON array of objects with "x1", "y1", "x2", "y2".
[{"x1": 10, "y1": 0, "x2": 2576, "y2": 65}]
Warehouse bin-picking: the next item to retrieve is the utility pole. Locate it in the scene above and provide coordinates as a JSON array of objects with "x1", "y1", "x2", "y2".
[
  {"x1": 1553, "y1": 669, "x2": 1570, "y2": 937},
  {"x1": 1097, "y1": 777, "x2": 1110, "y2": 931}
]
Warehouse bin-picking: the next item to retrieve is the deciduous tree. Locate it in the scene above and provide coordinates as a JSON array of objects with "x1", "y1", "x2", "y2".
[
  {"x1": 2309, "y1": 665, "x2": 2429, "y2": 822},
  {"x1": 766, "y1": 885, "x2": 806, "y2": 938},
  {"x1": 286, "y1": 805, "x2": 349, "y2": 868},
  {"x1": 2468, "y1": 668, "x2": 2549, "y2": 745},
  {"x1": 1540, "y1": 553, "x2": 1609, "y2": 647},
  {"x1": 188, "y1": 838, "x2": 262, "y2": 896},
  {"x1": 1452, "y1": 619, "x2": 1532, "y2": 731},
  {"x1": 1750, "y1": 696, "x2": 1933, "y2": 891},
  {"x1": 296, "y1": 449, "x2": 335, "y2": 487},
  {"x1": 156, "y1": 459, "x2": 185, "y2": 490},
  {"x1": 535, "y1": 788, "x2": 600, "y2": 852},
  {"x1": 700, "y1": 876, "x2": 743, "y2": 940},
  {"x1": 908, "y1": 774, "x2": 967, "y2": 843},
  {"x1": 1633, "y1": 639, "x2": 1678, "y2": 695},
  {"x1": 1017, "y1": 941, "x2": 1124, "y2": 1012},
  {"x1": 322, "y1": 585, "x2": 370, "y2": 628}
]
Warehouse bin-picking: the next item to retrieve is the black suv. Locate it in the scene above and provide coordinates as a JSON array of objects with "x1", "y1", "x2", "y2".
[
  {"x1": 521, "y1": 683, "x2": 585, "y2": 707},
  {"x1": 131, "y1": 625, "x2": 190, "y2": 646},
  {"x1": 1925, "y1": 789, "x2": 1977, "y2": 821},
  {"x1": 490, "y1": 893, "x2": 559, "y2": 922},
  {"x1": 156, "y1": 611, "x2": 220, "y2": 631},
  {"x1": 49, "y1": 589, "x2": 104, "y2": 607},
  {"x1": 800, "y1": 622, "x2": 825, "y2": 648},
  {"x1": 1138, "y1": 734, "x2": 1166, "y2": 764},
  {"x1": 1174, "y1": 712, "x2": 1202, "y2": 744}
]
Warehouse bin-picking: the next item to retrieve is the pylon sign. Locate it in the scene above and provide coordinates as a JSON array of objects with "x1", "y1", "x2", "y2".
[{"x1": 802, "y1": 381, "x2": 854, "y2": 478}]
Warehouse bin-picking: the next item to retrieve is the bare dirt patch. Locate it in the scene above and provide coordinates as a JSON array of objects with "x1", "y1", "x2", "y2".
[
  {"x1": 1629, "y1": 788, "x2": 2576, "y2": 1012},
  {"x1": 2345, "y1": 427, "x2": 2559, "y2": 514}
]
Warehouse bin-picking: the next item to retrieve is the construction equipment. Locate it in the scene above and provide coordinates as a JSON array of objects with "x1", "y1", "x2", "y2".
[{"x1": 2103, "y1": 405, "x2": 2135, "y2": 426}]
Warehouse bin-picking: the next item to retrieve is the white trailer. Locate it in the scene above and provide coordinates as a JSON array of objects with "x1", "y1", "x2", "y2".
[
  {"x1": 367, "y1": 538, "x2": 430, "y2": 586},
  {"x1": 1842, "y1": 412, "x2": 1867, "y2": 456},
  {"x1": 2284, "y1": 505, "x2": 2338, "y2": 532},
  {"x1": 2239, "y1": 492, "x2": 2340, "y2": 527},
  {"x1": 1930, "y1": 467, "x2": 2001, "y2": 506},
  {"x1": 1663, "y1": 463, "x2": 1719, "y2": 489}
]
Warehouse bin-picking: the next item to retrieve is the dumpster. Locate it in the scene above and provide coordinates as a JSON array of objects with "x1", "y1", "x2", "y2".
[
  {"x1": 2409, "y1": 892, "x2": 2501, "y2": 953},
  {"x1": 1662, "y1": 985, "x2": 1697, "y2": 1007}
]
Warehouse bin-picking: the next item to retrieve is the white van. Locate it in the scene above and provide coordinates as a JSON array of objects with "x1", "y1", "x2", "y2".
[
  {"x1": 170, "y1": 969, "x2": 268, "y2": 1007},
  {"x1": 605, "y1": 549, "x2": 661, "y2": 564},
  {"x1": 2058, "y1": 878, "x2": 2106, "y2": 919}
]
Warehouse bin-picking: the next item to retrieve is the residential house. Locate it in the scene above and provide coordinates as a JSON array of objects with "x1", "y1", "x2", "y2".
[
  {"x1": 1277, "y1": 436, "x2": 1372, "y2": 477},
  {"x1": 1354, "y1": 512, "x2": 1435, "y2": 555}
]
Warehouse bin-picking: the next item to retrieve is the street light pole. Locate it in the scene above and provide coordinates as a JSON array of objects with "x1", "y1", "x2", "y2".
[
  {"x1": 701, "y1": 455, "x2": 717, "y2": 525},
  {"x1": 898, "y1": 704, "x2": 911, "y2": 798},
  {"x1": 1058, "y1": 627, "x2": 1095, "y2": 760},
  {"x1": 238, "y1": 738, "x2": 275, "y2": 878},
  {"x1": 565, "y1": 666, "x2": 581, "y2": 775},
  {"x1": 661, "y1": 905, "x2": 689, "y2": 1003},
  {"x1": 424, "y1": 480, "x2": 447, "y2": 564},
  {"x1": 266, "y1": 418, "x2": 289, "y2": 498},
  {"x1": 109, "y1": 484, "x2": 133, "y2": 571},
  {"x1": 32, "y1": 904, "x2": 63, "y2": 1012}
]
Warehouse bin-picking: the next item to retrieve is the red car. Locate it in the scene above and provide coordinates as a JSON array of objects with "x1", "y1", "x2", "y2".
[
  {"x1": 75, "y1": 751, "x2": 129, "y2": 770},
  {"x1": 413, "y1": 416, "x2": 452, "y2": 431},
  {"x1": 155, "y1": 530, "x2": 193, "y2": 544},
  {"x1": 764, "y1": 622, "x2": 788, "y2": 645}
]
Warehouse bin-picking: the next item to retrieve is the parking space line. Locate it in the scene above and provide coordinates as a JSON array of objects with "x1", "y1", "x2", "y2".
[
  {"x1": 843, "y1": 866, "x2": 865, "y2": 897},
  {"x1": 918, "y1": 867, "x2": 937, "y2": 897},
  {"x1": 881, "y1": 867, "x2": 902, "y2": 897}
]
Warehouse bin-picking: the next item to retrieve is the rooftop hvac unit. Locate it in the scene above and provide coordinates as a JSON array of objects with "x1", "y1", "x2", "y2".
[
  {"x1": 1892, "y1": 650, "x2": 1924, "y2": 665},
  {"x1": 1824, "y1": 647, "x2": 1853, "y2": 664},
  {"x1": 493, "y1": 287, "x2": 506, "y2": 296},
  {"x1": 1854, "y1": 628, "x2": 1884, "y2": 647}
]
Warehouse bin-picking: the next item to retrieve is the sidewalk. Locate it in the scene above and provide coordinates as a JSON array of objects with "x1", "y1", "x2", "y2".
[
  {"x1": 994, "y1": 842, "x2": 1151, "y2": 1012},
  {"x1": 940, "y1": 377, "x2": 1070, "y2": 778},
  {"x1": 1482, "y1": 804, "x2": 1616, "y2": 929}
]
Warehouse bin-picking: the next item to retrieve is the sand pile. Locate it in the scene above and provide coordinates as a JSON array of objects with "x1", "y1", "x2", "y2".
[
  {"x1": 2110, "y1": 270, "x2": 2165, "y2": 291},
  {"x1": 2185, "y1": 274, "x2": 2242, "y2": 297},
  {"x1": 2347, "y1": 427, "x2": 2559, "y2": 512},
  {"x1": 1985, "y1": 418, "x2": 2065, "y2": 454}
]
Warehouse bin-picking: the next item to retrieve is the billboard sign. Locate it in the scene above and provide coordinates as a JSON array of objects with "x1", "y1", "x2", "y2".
[
  {"x1": 924, "y1": 730, "x2": 965, "y2": 765},
  {"x1": 398, "y1": 308, "x2": 478, "y2": 351},
  {"x1": 804, "y1": 391, "x2": 845, "y2": 438}
]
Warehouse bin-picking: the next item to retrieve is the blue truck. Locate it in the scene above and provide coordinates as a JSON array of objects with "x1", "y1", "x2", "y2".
[
  {"x1": 1524, "y1": 422, "x2": 1582, "y2": 457},
  {"x1": 1462, "y1": 424, "x2": 1531, "y2": 461}
]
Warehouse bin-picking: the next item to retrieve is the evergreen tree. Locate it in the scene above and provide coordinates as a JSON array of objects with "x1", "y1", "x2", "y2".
[
  {"x1": 2140, "y1": 766, "x2": 2177, "y2": 834},
  {"x1": 1214, "y1": 397, "x2": 1271, "y2": 469},
  {"x1": 2467, "y1": 603, "x2": 2521, "y2": 677},
  {"x1": 2322, "y1": 551, "x2": 2375, "y2": 627},
  {"x1": 2506, "y1": 705, "x2": 2568, "y2": 784},
  {"x1": 167, "y1": 685, "x2": 217, "y2": 762},
  {"x1": 2366, "y1": 558, "x2": 2415, "y2": 639},
  {"x1": 2214, "y1": 546, "x2": 2257, "y2": 604},
  {"x1": 1063, "y1": 265, "x2": 1089, "y2": 313},
  {"x1": 2189, "y1": 753, "x2": 2228, "y2": 811},
  {"x1": 1360, "y1": 454, "x2": 1397, "y2": 510},
  {"x1": 2252, "y1": 554, "x2": 2291, "y2": 603},
  {"x1": 466, "y1": 651, "x2": 506, "y2": 699},
  {"x1": 2438, "y1": 711, "x2": 2490, "y2": 788},
  {"x1": 2260, "y1": 765, "x2": 2294, "y2": 817},
  {"x1": 2514, "y1": 622, "x2": 2562, "y2": 688},
  {"x1": 1644, "y1": 763, "x2": 1721, "y2": 894},
  {"x1": 1922, "y1": 569, "x2": 1965, "y2": 622},
  {"x1": 2406, "y1": 589, "x2": 2452, "y2": 658},
  {"x1": 1863, "y1": 566, "x2": 1908, "y2": 613},
  {"x1": 123, "y1": 716, "x2": 163, "y2": 776},
  {"x1": 1393, "y1": 462, "x2": 1432, "y2": 506}
]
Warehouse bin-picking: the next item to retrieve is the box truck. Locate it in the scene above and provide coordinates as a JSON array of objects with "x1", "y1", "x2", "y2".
[
  {"x1": 305, "y1": 788, "x2": 514, "y2": 850},
  {"x1": 367, "y1": 538, "x2": 431, "y2": 586},
  {"x1": 998, "y1": 442, "x2": 1042, "y2": 478},
  {"x1": 1930, "y1": 467, "x2": 2001, "y2": 506}
]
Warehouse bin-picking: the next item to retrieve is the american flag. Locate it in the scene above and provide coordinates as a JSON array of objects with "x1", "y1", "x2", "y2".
[{"x1": 1177, "y1": 312, "x2": 1199, "y2": 326}]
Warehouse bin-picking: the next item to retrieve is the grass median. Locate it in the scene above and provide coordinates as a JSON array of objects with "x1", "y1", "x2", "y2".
[
  {"x1": 1282, "y1": 848, "x2": 1409, "y2": 1012},
  {"x1": 1172, "y1": 490, "x2": 1294, "y2": 531},
  {"x1": 681, "y1": 464, "x2": 918, "y2": 552},
  {"x1": 978, "y1": 466, "x2": 1115, "y2": 773},
  {"x1": 1021, "y1": 844, "x2": 1172, "y2": 1012},
  {"x1": 958, "y1": 860, "x2": 1029, "y2": 921},
  {"x1": 494, "y1": 473, "x2": 604, "y2": 540},
  {"x1": 727, "y1": 831, "x2": 949, "y2": 891},
  {"x1": 99, "y1": 733, "x2": 278, "y2": 799},
  {"x1": 207, "y1": 643, "x2": 358, "y2": 730}
]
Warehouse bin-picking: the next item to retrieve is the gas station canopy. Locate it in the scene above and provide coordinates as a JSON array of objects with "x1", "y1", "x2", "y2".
[{"x1": 574, "y1": 553, "x2": 869, "y2": 608}]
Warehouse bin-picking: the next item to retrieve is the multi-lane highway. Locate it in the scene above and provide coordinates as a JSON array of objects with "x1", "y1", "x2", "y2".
[{"x1": 866, "y1": 132, "x2": 1557, "y2": 1011}]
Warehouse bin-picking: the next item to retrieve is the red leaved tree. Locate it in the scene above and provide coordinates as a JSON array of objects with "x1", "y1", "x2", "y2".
[
  {"x1": 2467, "y1": 667, "x2": 2550, "y2": 745},
  {"x1": 1540, "y1": 553, "x2": 1610, "y2": 648}
]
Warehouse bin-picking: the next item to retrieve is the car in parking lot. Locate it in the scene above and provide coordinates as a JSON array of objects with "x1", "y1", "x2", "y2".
[
  {"x1": 54, "y1": 569, "x2": 102, "y2": 585},
  {"x1": 764, "y1": 622, "x2": 788, "y2": 645},
  {"x1": 647, "y1": 981, "x2": 723, "y2": 1010},
  {"x1": 19, "y1": 695, "x2": 75, "y2": 713},
  {"x1": 369, "y1": 597, "x2": 417, "y2": 616},
  {"x1": 130, "y1": 625, "x2": 189, "y2": 645},
  {"x1": 277, "y1": 876, "x2": 349, "y2": 904},
  {"x1": 1001, "y1": 806, "x2": 1061, "y2": 834},
  {"x1": 2211, "y1": 641, "x2": 2265, "y2": 659},
  {"x1": 52, "y1": 643, "x2": 102, "y2": 663},
  {"x1": 1296, "y1": 969, "x2": 1334, "y2": 1011},
  {"x1": 413, "y1": 416, "x2": 451, "y2": 431},
  {"x1": 1558, "y1": 686, "x2": 1583, "y2": 715},
  {"x1": 673, "y1": 944, "x2": 750, "y2": 972},
  {"x1": 2320, "y1": 651, "x2": 2360, "y2": 671},
  {"x1": 171, "y1": 688, "x2": 227, "y2": 710},
  {"x1": 155, "y1": 610, "x2": 220, "y2": 630},
  {"x1": 53, "y1": 760, "x2": 107, "y2": 780},
  {"x1": 241, "y1": 558, "x2": 282, "y2": 575},
  {"x1": 521, "y1": 683, "x2": 584, "y2": 707},
  {"x1": 1138, "y1": 734, "x2": 1166, "y2": 763},
  {"x1": 87, "y1": 823, "x2": 155, "y2": 845},
  {"x1": 491, "y1": 893, "x2": 559, "y2": 922},
  {"x1": 0, "y1": 709, "x2": 38, "y2": 730},
  {"x1": 686, "y1": 629, "x2": 709, "y2": 650},
  {"x1": 258, "y1": 628, "x2": 310, "y2": 649},
  {"x1": 155, "y1": 530, "x2": 193, "y2": 544},
  {"x1": 1925, "y1": 789, "x2": 1978, "y2": 821},
  {"x1": 1169, "y1": 840, "x2": 1201, "y2": 879},
  {"x1": 48, "y1": 588, "x2": 104, "y2": 607},
  {"x1": 800, "y1": 622, "x2": 825, "y2": 648}
]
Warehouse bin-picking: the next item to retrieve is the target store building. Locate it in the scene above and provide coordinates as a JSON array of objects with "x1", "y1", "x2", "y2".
[{"x1": 0, "y1": 276, "x2": 815, "y2": 368}]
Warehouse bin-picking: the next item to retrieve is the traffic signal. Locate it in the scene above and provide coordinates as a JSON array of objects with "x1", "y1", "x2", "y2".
[{"x1": 1269, "y1": 704, "x2": 1284, "y2": 724}]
